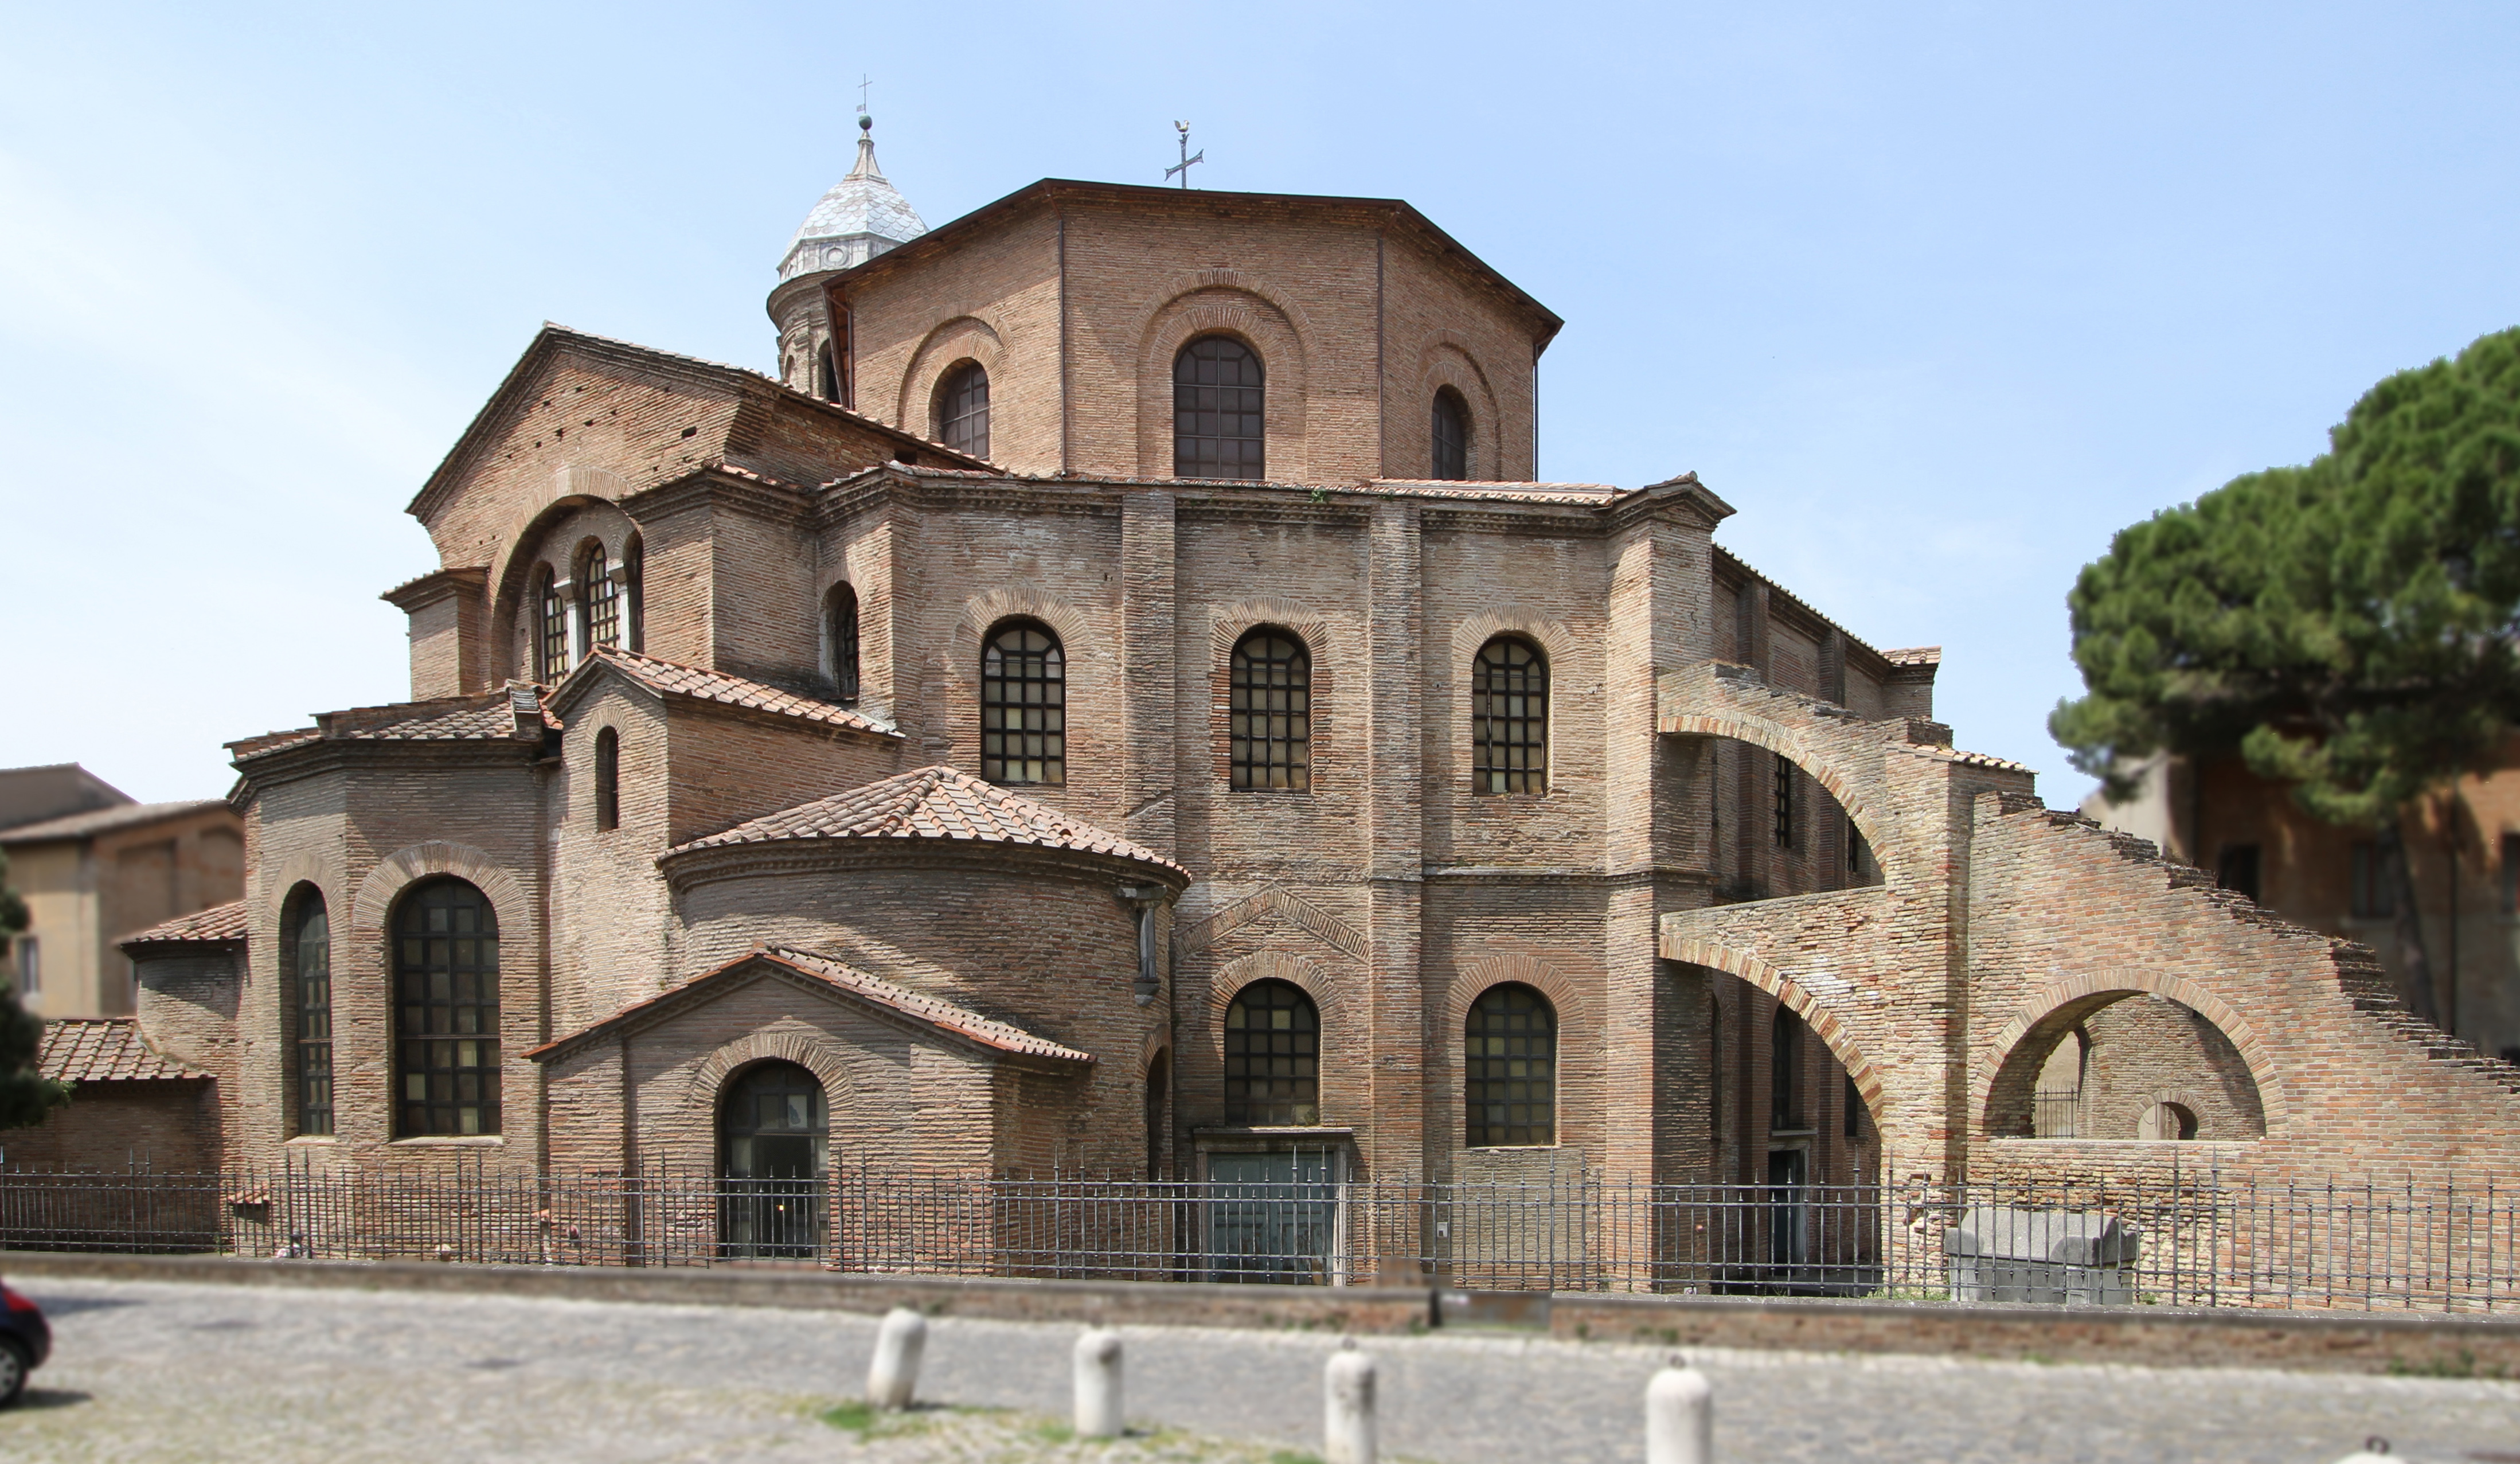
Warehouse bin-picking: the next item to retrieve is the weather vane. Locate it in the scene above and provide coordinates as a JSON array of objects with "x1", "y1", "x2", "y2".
[{"x1": 1165, "y1": 121, "x2": 1203, "y2": 189}]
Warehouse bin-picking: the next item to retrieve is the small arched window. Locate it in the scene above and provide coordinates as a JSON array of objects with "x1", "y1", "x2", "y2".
[
  {"x1": 622, "y1": 534, "x2": 644, "y2": 653},
  {"x1": 1224, "y1": 979, "x2": 1319, "y2": 1126},
  {"x1": 1432, "y1": 387, "x2": 1470, "y2": 481},
  {"x1": 1174, "y1": 335, "x2": 1264, "y2": 479},
  {"x1": 980, "y1": 619, "x2": 1064, "y2": 786},
  {"x1": 1465, "y1": 983, "x2": 1556, "y2": 1147},
  {"x1": 593, "y1": 727, "x2": 620, "y2": 831},
  {"x1": 392, "y1": 878, "x2": 501, "y2": 1138},
  {"x1": 1229, "y1": 628, "x2": 1310, "y2": 791},
  {"x1": 824, "y1": 583, "x2": 861, "y2": 704},
  {"x1": 288, "y1": 888, "x2": 333, "y2": 1138},
  {"x1": 936, "y1": 362, "x2": 990, "y2": 459},
  {"x1": 535, "y1": 566, "x2": 569, "y2": 683},
  {"x1": 1471, "y1": 635, "x2": 1548, "y2": 794},
  {"x1": 1771, "y1": 1004, "x2": 1804, "y2": 1131},
  {"x1": 577, "y1": 542, "x2": 619, "y2": 654},
  {"x1": 816, "y1": 342, "x2": 841, "y2": 404}
]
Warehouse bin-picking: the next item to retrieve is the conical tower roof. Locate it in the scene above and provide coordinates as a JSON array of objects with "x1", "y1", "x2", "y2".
[{"x1": 779, "y1": 116, "x2": 928, "y2": 280}]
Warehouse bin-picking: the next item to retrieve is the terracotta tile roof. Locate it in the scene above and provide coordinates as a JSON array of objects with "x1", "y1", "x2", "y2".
[
  {"x1": 38, "y1": 1019, "x2": 207, "y2": 1083},
  {"x1": 0, "y1": 800, "x2": 227, "y2": 844},
  {"x1": 668, "y1": 764, "x2": 1186, "y2": 876},
  {"x1": 120, "y1": 900, "x2": 247, "y2": 952},
  {"x1": 230, "y1": 688, "x2": 556, "y2": 763},
  {"x1": 525, "y1": 944, "x2": 1092, "y2": 1068},
  {"x1": 574, "y1": 648, "x2": 898, "y2": 736},
  {"x1": 1883, "y1": 646, "x2": 1943, "y2": 668}
]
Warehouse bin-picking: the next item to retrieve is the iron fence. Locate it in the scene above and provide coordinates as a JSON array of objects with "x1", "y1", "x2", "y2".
[{"x1": 2, "y1": 1161, "x2": 2515, "y2": 1312}]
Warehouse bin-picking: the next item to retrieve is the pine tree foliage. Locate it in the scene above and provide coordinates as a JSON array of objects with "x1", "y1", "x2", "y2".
[{"x1": 0, "y1": 848, "x2": 70, "y2": 1129}]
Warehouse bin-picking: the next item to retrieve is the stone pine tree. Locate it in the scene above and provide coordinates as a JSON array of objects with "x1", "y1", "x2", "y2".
[
  {"x1": 2052, "y1": 325, "x2": 2520, "y2": 1028},
  {"x1": 0, "y1": 848, "x2": 69, "y2": 1127}
]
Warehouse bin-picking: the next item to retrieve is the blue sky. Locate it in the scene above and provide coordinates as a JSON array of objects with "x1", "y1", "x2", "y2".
[{"x1": 3, "y1": 3, "x2": 2517, "y2": 804}]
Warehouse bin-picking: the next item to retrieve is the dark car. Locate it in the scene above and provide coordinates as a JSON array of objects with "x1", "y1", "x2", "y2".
[{"x1": 0, "y1": 1280, "x2": 49, "y2": 1406}]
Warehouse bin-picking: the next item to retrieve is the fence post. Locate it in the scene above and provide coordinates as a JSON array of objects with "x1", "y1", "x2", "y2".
[
  {"x1": 1646, "y1": 1363, "x2": 1713, "y2": 1464},
  {"x1": 1073, "y1": 1328, "x2": 1123, "y2": 1438},
  {"x1": 867, "y1": 1306, "x2": 928, "y2": 1410},
  {"x1": 1323, "y1": 1341, "x2": 1376, "y2": 1464}
]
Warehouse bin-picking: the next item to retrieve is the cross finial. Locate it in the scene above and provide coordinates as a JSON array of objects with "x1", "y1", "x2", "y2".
[
  {"x1": 857, "y1": 75, "x2": 872, "y2": 118},
  {"x1": 1165, "y1": 120, "x2": 1204, "y2": 189}
]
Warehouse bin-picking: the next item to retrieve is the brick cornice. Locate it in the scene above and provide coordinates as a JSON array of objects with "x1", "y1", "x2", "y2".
[{"x1": 380, "y1": 565, "x2": 489, "y2": 614}]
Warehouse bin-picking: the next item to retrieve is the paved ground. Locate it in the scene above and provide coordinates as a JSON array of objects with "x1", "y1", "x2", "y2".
[{"x1": 1, "y1": 1277, "x2": 2517, "y2": 1462}]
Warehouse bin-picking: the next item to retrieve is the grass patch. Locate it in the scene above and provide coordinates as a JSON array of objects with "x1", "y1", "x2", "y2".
[
  {"x1": 1269, "y1": 1453, "x2": 1325, "y2": 1464},
  {"x1": 815, "y1": 1399, "x2": 941, "y2": 1439},
  {"x1": 2388, "y1": 1348, "x2": 2511, "y2": 1380},
  {"x1": 1030, "y1": 1419, "x2": 1078, "y2": 1444}
]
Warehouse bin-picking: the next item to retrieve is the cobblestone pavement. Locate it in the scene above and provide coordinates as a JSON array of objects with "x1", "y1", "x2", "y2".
[{"x1": 2, "y1": 1277, "x2": 2517, "y2": 1462}]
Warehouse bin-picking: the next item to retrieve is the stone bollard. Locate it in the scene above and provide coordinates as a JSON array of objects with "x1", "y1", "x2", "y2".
[
  {"x1": 1646, "y1": 1364, "x2": 1713, "y2": 1464},
  {"x1": 866, "y1": 1307, "x2": 928, "y2": 1411},
  {"x1": 1323, "y1": 1341, "x2": 1377, "y2": 1464},
  {"x1": 1073, "y1": 1328, "x2": 1124, "y2": 1438}
]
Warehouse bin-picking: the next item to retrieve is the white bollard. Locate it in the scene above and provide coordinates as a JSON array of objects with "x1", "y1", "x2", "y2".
[
  {"x1": 866, "y1": 1306, "x2": 928, "y2": 1410},
  {"x1": 1073, "y1": 1328, "x2": 1124, "y2": 1438},
  {"x1": 1324, "y1": 1342, "x2": 1377, "y2": 1464},
  {"x1": 1646, "y1": 1365, "x2": 1714, "y2": 1464}
]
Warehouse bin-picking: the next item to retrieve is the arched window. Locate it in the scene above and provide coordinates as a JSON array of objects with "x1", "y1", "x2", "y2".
[
  {"x1": 980, "y1": 619, "x2": 1064, "y2": 786},
  {"x1": 1224, "y1": 979, "x2": 1318, "y2": 1125},
  {"x1": 1771, "y1": 1004, "x2": 1803, "y2": 1131},
  {"x1": 1465, "y1": 983, "x2": 1556, "y2": 1147},
  {"x1": 816, "y1": 342, "x2": 841, "y2": 403},
  {"x1": 593, "y1": 727, "x2": 620, "y2": 831},
  {"x1": 534, "y1": 566, "x2": 569, "y2": 683},
  {"x1": 1471, "y1": 635, "x2": 1548, "y2": 794},
  {"x1": 719, "y1": 1060, "x2": 827, "y2": 1259},
  {"x1": 1173, "y1": 335, "x2": 1264, "y2": 479},
  {"x1": 936, "y1": 361, "x2": 990, "y2": 459},
  {"x1": 824, "y1": 582, "x2": 861, "y2": 704},
  {"x1": 622, "y1": 534, "x2": 644, "y2": 653},
  {"x1": 287, "y1": 888, "x2": 333, "y2": 1138},
  {"x1": 1432, "y1": 387, "x2": 1470, "y2": 481},
  {"x1": 392, "y1": 879, "x2": 500, "y2": 1138},
  {"x1": 1229, "y1": 628, "x2": 1310, "y2": 791},
  {"x1": 577, "y1": 542, "x2": 619, "y2": 655}
]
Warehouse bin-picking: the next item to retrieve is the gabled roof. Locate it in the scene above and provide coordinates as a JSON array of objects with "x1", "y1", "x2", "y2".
[
  {"x1": 120, "y1": 900, "x2": 247, "y2": 955},
  {"x1": 666, "y1": 764, "x2": 1186, "y2": 878},
  {"x1": 0, "y1": 799, "x2": 228, "y2": 845},
  {"x1": 524, "y1": 945, "x2": 1092, "y2": 1070},
  {"x1": 38, "y1": 1019, "x2": 208, "y2": 1083},
  {"x1": 229, "y1": 687, "x2": 553, "y2": 764},
  {"x1": 551, "y1": 647, "x2": 899, "y2": 738}
]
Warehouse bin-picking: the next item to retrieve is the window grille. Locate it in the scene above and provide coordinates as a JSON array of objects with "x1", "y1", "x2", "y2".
[
  {"x1": 579, "y1": 545, "x2": 619, "y2": 653},
  {"x1": 937, "y1": 362, "x2": 990, "y2": 459},
  {"x1": 1229, "y1": 630, "x2": 1310, "y2": 791},
  {"x1": 1173, "y1": 336, "x2": 1264, "y2": 479},
  {"x1": 1773, "y1": 754, "x2": 1794, "y2": 848},
  {"x1": 292, "y1": 893, "x2": 333, "y2": 1137},
  {"x1": 1464, "y1": 983, "x2": 1556, "y2": 1147},
  {"x1": 1432, "y1": 388, "x2": 1470, "y2": 480},
  {"x1": 1771, "y1": 1004, "x2": 1803, "y2": 1130},
  {"x1": 594, "y1": 728, "x2": 619, "y2": 832},
  {"x1": 825, "y1": 583, "x2": 861, "y2": 704},
  {"x1": 1223, "y1": 979, "x2": 1318, "y2": 1125},
  {"x1": 622, "y1": 536, "x2": 644, "y2": 653},
  {"x1": 1471, "y1": 635, "x2": 1548, "y2": 794},
  {"x1": 393, "y1": 879, "x2": 501, "y2": 1138},
  {"x1": 980, "y1": 620, "x2": 1064, "y2": 786},
  {"x1": 536, "y1": 569, "x2": 569, "y2": 683}
]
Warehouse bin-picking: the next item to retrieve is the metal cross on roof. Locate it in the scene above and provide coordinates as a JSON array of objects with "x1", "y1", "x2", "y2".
[
  {"x1": 1165, "y1": 121, "x2": 1203, "y2": 189},
  {"x1": 857, "y1": 75, "x2": 872, "y2": 118}
]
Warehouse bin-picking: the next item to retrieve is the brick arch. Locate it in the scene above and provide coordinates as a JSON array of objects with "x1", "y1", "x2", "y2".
[
  {"x1": 1976, "y1": 969, "x2": 2286, "y2": 1137},
  {"x1": 896, "y1": 315, "x2": 1006, "y2": 447},
  {"x1": 1441, "y1": 952, "x2": 1588, "y2": 1040},
  {"x1": 350, "y1": 841, "x2": 532, "y2": 945},
  {"x1": 1134, "y1": 277, "x2": 1311, "y2": 480},
  {"x1": 680, "y1": 1024, "x2": 858, "y2": 1121},
  {"x1": 1658, "y1": 934, "x2": 1890, "y2": 1127},
  {"x1": 1207, "y1": 950, "x2": 1347, "y2": 1032},
  {"x1": 1411, "y1": 333, "x2": 1502, "y2": 481},
  {"x1": 1661, "y1": 708, "x2": 1894, "y2": 882},
  {"x1": 489, "y1": 490, "x2": 639, "y2": 684}
]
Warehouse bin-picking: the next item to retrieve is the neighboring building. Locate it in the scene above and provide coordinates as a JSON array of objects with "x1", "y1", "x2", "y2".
[
  {"x1": 0, "y1": 765, "x2": 243, "y2": 1017},
  {"x1": 38, "y1": 126, "x2": 2519, "y2": 1205}
]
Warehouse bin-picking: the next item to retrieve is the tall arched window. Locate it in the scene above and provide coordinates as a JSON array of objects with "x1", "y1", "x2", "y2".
[
  {"x1": 1224, "y1": 979, "x2": 1318, "y2": 1126},
  {"x1": 593, "y1": 727, "x2": 620, "y2": 831},
  {"x1": 1229, "y1": 628, "x2": 1310, "y2": 791},
  {"x1": 1465, "y1": 983, "x2": 1556, "y2": 1147},
  {"x1": 719, "y1": 1060, "x2": 827, "y2": 1259},
  {"x1": 622, "y1": 534, "x2": 644, "y2": 653},
  {"x1": 936, "y1": 362, "x2": 990, "y2": 459},
  {"x1": 287, "y1": 888, "x2": 333, "y2": 1138},
  {"x1": 1432, "y1": 387, "x2": 1470, "y2": 481},
  {"x1": 1174, "y1": 335, "x2": 1264, "y2": 479},
  {"x1": 392, "y1": 879, "x2": 500, "y2": 1138},
  {"x1": 535, "y1": 566, "x2": 569, "y2": 683},
  {"x1": 577, "y1": 542, "x2": 619, "y2": 655},
  {"x1": 824, "y1": 582, "x2": 861, "y2": 704},
  {"x1": 1471, "y1": 635, "x2": 1548, "y2": 794},
  {"x1": 1771, "y1": 1004, "x2": 1803, "y2": 1131},
  {"x1": 980, "y1": 619, "x2": 1064, "y2": 786},
  {"x1": 816, "y1": 342, "x2": 841, "y2": 403}
]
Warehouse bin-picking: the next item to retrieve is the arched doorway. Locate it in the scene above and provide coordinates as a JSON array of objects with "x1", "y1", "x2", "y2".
[{"x1": 718, "y1": 1061, "x2": 827, "y2": 1260}]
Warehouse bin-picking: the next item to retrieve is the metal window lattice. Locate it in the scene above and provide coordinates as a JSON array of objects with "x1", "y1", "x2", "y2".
[
  {"x1": 826, "y1": 584, "x2": 861, "y2": 704},
  {"x1": 537, "y1": 572, "x2": 569, "y2": 683},
  {"x1": 981, "y1": 622, "x2": 1065, "y2": 786},
  {"x1": 1223, "y1": 979, "x2": 1318, "y2": 1125},
  {"x1": 580, "y1": 546, "x2": 619, "y2": 652},
  {"x1": 1471, "y1": 637, "x2": 1548, "y2": 794},
  {"x1": 1230, "y1": 631, "x2": 1310, "y2": 790},
  {"x1": 1173, "y1": 337, "x2": 1264, "y2": 479},
  {"x1": 1465, "y1": 983, "x2": 1556, "y2": 1146},
  {"x1": 294, "y1": 900, "x2": 333, "y2": 1138},
  {"x1": 1432, "y1": 389, "x2": 1469, "y2": 481},
  {"x1": 393, "y1": 881, "x2": 501, "y2": 1138},
  {"x1": 939, "y1": 363, "x2": 990, "y2": 460},
  {"x1": 1773, "y1": 752, "x2": 1794, "y2": 847}
]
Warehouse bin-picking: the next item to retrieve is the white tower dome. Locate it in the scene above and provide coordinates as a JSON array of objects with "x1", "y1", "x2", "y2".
[{"x1": 779, "y1": 115, "x2": 927, "y2": 280}]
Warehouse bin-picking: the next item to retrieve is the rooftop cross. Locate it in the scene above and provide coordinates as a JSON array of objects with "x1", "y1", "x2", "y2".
[
  {"x1": 857, "y1": 75, "x2": 872, "y2": 119},
  {"x1": 1164, "y1": 121, "x2": 1203, "y2": 189}
]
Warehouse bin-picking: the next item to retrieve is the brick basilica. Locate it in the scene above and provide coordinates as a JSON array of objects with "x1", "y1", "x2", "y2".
[{"x1": 80, "y1": 121, "x2": 2520, "y2": 1197}]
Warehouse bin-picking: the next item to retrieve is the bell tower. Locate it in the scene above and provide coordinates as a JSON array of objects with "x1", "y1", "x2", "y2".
[{"x1": 767, "y1": 114, "x2": 928, "y2": 403}]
